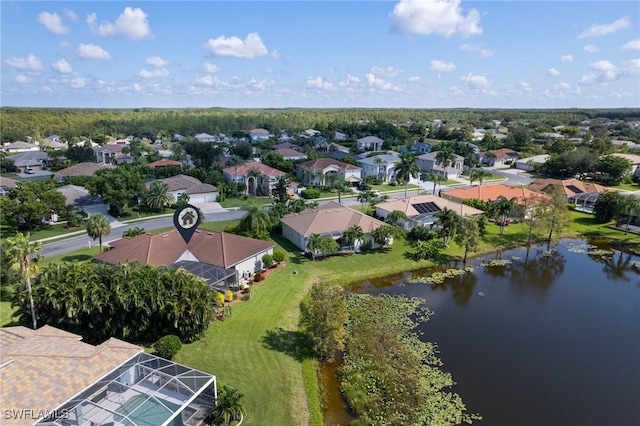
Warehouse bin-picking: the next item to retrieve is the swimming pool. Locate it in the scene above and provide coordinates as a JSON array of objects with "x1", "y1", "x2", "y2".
[{"x1": 115, "y1": 395, "x2": 182, "y2": 426}]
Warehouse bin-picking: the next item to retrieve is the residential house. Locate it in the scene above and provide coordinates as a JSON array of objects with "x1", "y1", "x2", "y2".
[
  {"x1": 528, "y1": 177, "x2": 607, "y2": 213},
  {"x1": 39, "y1": 136, "x2": 67, "y2": 150},
  {"x1": 53, "y1": 162, "x2": 116, "y2": 183},
  {"x1": 57, "y1": 184, "x2": 108, "y2": 216},
  {"x1": 515, "y1": 154, "x2": 550, "y2": 171},
  {"x1": 222, "y1": 162, "x2": 287, "y2": 196},
  {"x1": 417, "y1": 151, "x2": 464, "y2": 179},
  {"x1": 3, "y1": 141, "x2": 38, "y2": 153},
  {"x1": 609, "y1": 153, "x2": 640, "y2": 176},
  {"x1": 0, "y1": 176, "x2": 17, "y2": 196},
  {"x1": 0, "y1": 325, "x2": 216, "y2": 426},
  {"x1": 296, "y1": 158, "x2": 362, "y2": 186},
  {"x1": 402, "y1": 141, "x2": 432, "y2": 155},
  {"x1": 94, "y1": 144, "x2": 132, "y2": 165},
  {"x1": 611, "y1": 139, "x2": 638, "y2": 150},
  {"x1": 272, "y1": 142, "x2": 303, "y2": 152},
  {"x1": 358, "y1": 153, "x2": 400, "y2": 183},
  {"x1": 479, "y1": 148, "x2": 520, "y2": 167},
  {"x1": 275, "y1": 148, "x2": 308, "y2": 161},
  {"x1": 194, "y1": 133, "x2": 218, "y2": 143},
  {"x1": 93, "y1": 229, "x2": 275, "y2": 287},
  {"x1": 5, "y1": 150, "x2": 51, "y2": 173},
  {"x1": 155, "y1": 174, "x2": 218, "y2": 203},
  {"x1": 329, "y1": 142, "x2": 350, "y2": 153},
  {"x1": 376, "y1": 194, "x2": 484, "y2": 230},
  {"x1": 280, "y1": 201, "x2": 388, "y2": 252},
  {"x1": 334, "y1": 131, "x2": 348, "y2": 141},
  {"x1": 356, "y1": 136, "x2": 384, "y2": 151},
  {"x1": 441, "y1": 183, "x2": 549, "y2": 217},
  {"x1": 249, "y1": 128, "x2": 271, "y2": 142},
  {"x1": 147, "y1": 159, "x2": 184, "y2": 169}
]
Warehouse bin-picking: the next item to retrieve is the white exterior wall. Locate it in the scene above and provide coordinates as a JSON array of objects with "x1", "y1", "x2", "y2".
[
  {"x1": 281, "y1": 223, "x2": 305, "y2": 250},
  {"x1": 233, "y1": 247, "x2": 274, "y2": 278}
]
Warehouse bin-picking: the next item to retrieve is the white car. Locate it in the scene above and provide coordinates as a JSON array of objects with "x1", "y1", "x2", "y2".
[{"x1": 24, "y1": 168, "x2": 35, "y2": 174}]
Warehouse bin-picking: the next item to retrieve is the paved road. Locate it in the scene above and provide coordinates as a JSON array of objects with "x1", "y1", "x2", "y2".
[{"x1": 41, "y1": 210, "x2": 245, "y2": 258}]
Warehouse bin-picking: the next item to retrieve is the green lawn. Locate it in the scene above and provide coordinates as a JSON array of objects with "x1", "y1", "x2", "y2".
[
  {"x1": 1, "y1": 222, "x2": 81, "y2": 240},
  {"x1": 605, "y1": 182, "x2": 640, "y2": 192},
  {"x1": 219, "y1": 196, "x2": 274, "y2": 209},
  {"x1": 371, "y1": 183, "x2": 420, "y2": 192}
]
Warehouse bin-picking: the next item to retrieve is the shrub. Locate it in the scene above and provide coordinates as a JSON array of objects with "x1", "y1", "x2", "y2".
[
  {"x1": 407, "y1": 225, "x2": 436, "y2": 242},
  {"x1": 272, "y1": 248, "x2": 286, "y2": 264},
  {"x1": 301, "y1": 188, "x2": 321, "y2": 199},
  {"x1": 153, "y1": 335, "x2": 182, "y2": 360},
  {"x1": 262, "y1": 253, "x2": 274, "y2": 268},
  {"x1": 225, "y1": 290, "x2": 234, "y2": 302},
  {"x1": 253, "y1": 271, "x2": 264, "y2": 282},
  {"x1": 567, "y1": 203, "x2": 576, "y2": 211},
  {"x1": 215, "y1": 292, "x2": 225, "y2": 307},
  {"x1": 66, "y1": 213, "x2": 82, "y2": 228}
]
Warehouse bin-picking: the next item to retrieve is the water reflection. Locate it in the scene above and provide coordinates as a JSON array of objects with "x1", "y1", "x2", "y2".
[{"x1": 508, "y1": 246, "x2": 566, "y2": 293}]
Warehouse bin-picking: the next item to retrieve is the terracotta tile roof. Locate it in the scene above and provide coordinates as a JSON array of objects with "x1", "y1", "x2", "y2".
[
  {"x1": 0, "y1": 325, "x2": 141, "y2": 426},
  {"x1": 281, "y1": 201, "x2": 385, "y2": 236},
  {"x1": 442, "y1": 184, "x2": 548, "y2": 205},
  {"x1": 93, "y1": 229, "x2": 275, "y2": 268},
  {"x1": 487, "y1": 148, "x2": 519, "y2": 159},
  {"x1": 158, "y1": 174, "x2": 217, "y2": 193},
  {"x1": 53, "y1": 162, "x2": 115, "y2": 178},
  {"x1": 147, "y1": 159, "x2": 183, "y2": 168},
  {"x1": 296, "y1": 158, "x2": 361, "y2": 171},
  {"x1": 276, "y1": 148, "x2": 307, "y2": 158},
  {"x1": 528, "y1": 178, "x2": 607, "y2": 197},
  {"x1": 376, "y1": 194, "x2": 484, "y2": 217},
  {"x1": 222, "y1": 162, "x2": 287, "y2": 177}
]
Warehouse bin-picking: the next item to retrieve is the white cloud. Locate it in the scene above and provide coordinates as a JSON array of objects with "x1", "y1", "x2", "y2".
[
  {"x1": 338, "y1": 74, "x2": 360, "y2": 89},
  {"x1": 407, "y1": 76, "x2": 420, "y2": 82},
  {"x1": 583, "y1": 45, "x2": 599, "y2": 53},
  {"x1": 270, "y1": 50, "x2": 281, "y2": 60},
  {"x1": 430, "y1": 60, "x2": 456, "y2": 72},
  {"x1": 579, "y1": 60, "x2": 621, "y2": 85},
  {"x1": 37, "y1": 12, "x2": 70, "y2": 35},
  {"x1": 146, "y1": 56, "x2": 168, "y2": 68},
  {"x1": 60, "y1": 41, "x2": 71, "y2": 48},
  {"x1": 365, "y1": 73, "x2": 401, "y2": 92},
  {"x1": 556, "y1": 82, "x2": 571, "y2": 90},
  {"x1": 70, "y1": 78, "x2": 86, "y2": 88},
  {"x1": 4, "y1": 54, "x2": 43, "y2": 71},
  {"x1": 621, "y1": 38, "x2": 640, "y2": 51},
  {"x1": 15, "y1": 75, "x2": 29, "y2": 84},
  {"x1": 459, "y1": 43, "x2": 493, "y2": 57},
  {"x1": 203, "y1": 62, "x2": 222, "y2": 73},
  {"x1": 390, "y1": 0, "x2": 482, "y2": 38},
  {"x1": 548, "y1": 68, "x2": 560, "y2": 76},
  {"x1": 561, "y1": 55, "x2": 573, "y2": 62},
  {"x1": 86, "y1": 7, "x2": 152, "y2": 40},
  {"x1": 578, "y1": 17, "x2": 630, "y2": 39},
  {"x1": 76, "y1": 44, "x2": 111, "y2": 60},
  {"x1": 460, "y1": 73, "x2": 490, "y2": 93},
  {"x1": 194, "y1": 75, "x2": 220, "y2": 86},
  {"x1": 52, "y1": 59, "x2": 73, "y2": 74},
  {"x1": 204, "y1": 32, "x2": 269, "y2": 59},
  {"x1": 306, "y1": 76, "x2": 335, "y2": 90},
  {"x1": 371, "y1": 66, "x2": 402, "y2": 77},
  {"x1": 64, "y1": 10, "x2": 78, "y2": 21},
  {"x1": 138, "y1": 68, "x2": 170, "y2": 79}
]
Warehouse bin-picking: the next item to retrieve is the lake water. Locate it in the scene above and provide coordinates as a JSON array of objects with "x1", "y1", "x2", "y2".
[{"x1": 326, "y1": 239, "x2": 640, "y2": 426}]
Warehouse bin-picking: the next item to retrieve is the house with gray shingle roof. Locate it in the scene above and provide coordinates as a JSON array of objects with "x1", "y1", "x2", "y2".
[
  {"x1": 154, "y1": 174, "x2": 218, "y2": 203},
  {"x1": 356, "y1": 135, "x2": 384, "y2": 151},
  {"x1": 53, "y1": 162, "x2": 115, "y2": 182},
  {"x1": 3, "y1": 141, "x2": 38, "y2": 153},
  {"x1": 280, "y1": 201, "x2": 388, "y2": 252},
  {"x1": 6, "y1": 150, "x2": 51, "y2": 172}
]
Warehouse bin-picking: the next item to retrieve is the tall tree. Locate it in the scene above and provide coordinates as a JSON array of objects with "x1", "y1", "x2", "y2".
[
  {"x1": 0, "y1": 180, "x2": 67, "y2": 230},
  {"x1": 394, "y1": 153, "x2": 420, "y2": 197},
  {"x1": 343, "y1": 224, "x2": 364, "y2": 251},
  {"x1": 593, "y1": 191, "x2": 623, "y2": 223},
  {"x1": 145, "y1": 180, "x2": 175, "y2": 212},
  {"x1": 619, "y1": 194, "x2": 640, "y2": 234},
  {"x1": 492, "y1": 196, "x2": 517, "y2": 235},
  {"x1": 300, "y1": 282, "x2": 348, "y2": 362},
  {"x1": 86, "y1": 213, "x2": 112, "y2": 252},
  {"x1": 538, "y1": 186, "x2": 572, "y2": 242},
  {"x1": 85, "y1": 167, "x2": 146, "y2": 216},
  {"x1": 435, "y1": 207, "x2": 459, "y2": 246},
  {"x1": 453, "y1": 216, "x2": 481, "y2": 263},
  {"x1": 239, "y1": 202, "x2": 272, "y2": 239},
  {"x1": 435, "y1": 147, "x2": 456, "y2": 179},
  {"x1": 5, "y1": 233, "x2": 42, "y2": 329}
]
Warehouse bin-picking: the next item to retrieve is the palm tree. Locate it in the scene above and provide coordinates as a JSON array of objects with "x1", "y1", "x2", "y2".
[
  {"x1": 239, "y1": 202, "x2": 271, "y2": 237},
  {"x1": 453, "y1": 217, "x2": 481, "y2": 263},
  {"x1": 307, "y1": 233, "x2": 323, "y2": 261},
  {"x1": 212, "y1": 384, "x2": 246, "y2": 426},
  {"x1": 357, "y1": 190, "x2": 372, "y2": 211},
  {"x1": 146, "y1": 180, "x2": 175, "y2": 212},
  {"x1": 435, "y1": 148, "x2": 456, "y2": 179},
  {"x1": 620, "y1": 194, "x2": 640, "y2": 234},
  {"x1": 86, "y1": 213, "x2": 112, "y2": 252},
  {"x1": 468, "y1": 168, "x2": 489, "y2": 186},
  {"x1": 434, "y1": 207, "x2": 458, "y2": 246},
  {"x1": 483, "y1": 151, "x2": 497, "y2": 167},
  {"x1": 343, "y1": 224, "x2": 364, "y2": 251},
  {"x1": 394, "y1": 153, "x2": 420, "y2": 198},
  {"x1": 6, "y1": 233, "x2": 42, "y2": 329},
  {"x1": 331, "y1": 178, "x2": 350, "y2": 204},
  {"x1": 246, "y1": 167, "x2": 262, "y2": 196},
  {"x1": 493, "y1": 196, "x2": 517, "y2": 235}
]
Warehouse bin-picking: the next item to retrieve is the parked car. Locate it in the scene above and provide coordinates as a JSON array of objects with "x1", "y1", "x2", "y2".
[
  {"x1": 24, "y1": 168, "x2": 35, "y2": 174},
  {"x1": 358, "y1": 183, "x2": 371, "y2": 191}
]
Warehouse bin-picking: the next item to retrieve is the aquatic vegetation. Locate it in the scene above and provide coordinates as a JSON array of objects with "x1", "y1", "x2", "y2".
[
  {"x1": 568, "y1": 243, "x2": 615, "y2": 257},
  {"x1": 480, "y1": 259, "x2": 512, "y2": 268},
  {"x1": 408, "y1": 268, "x2": 473, "y2": 285}
]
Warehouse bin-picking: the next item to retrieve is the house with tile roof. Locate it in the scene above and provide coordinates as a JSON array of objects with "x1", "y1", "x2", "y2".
[
  {"x1": 417, "y1": 151, "x2": 464, "y2": 179},
  {"x1": 53, "y1": 162, "x2": 115, "y2": 182},
  {"x1": 609, "y1": 153, "x2": 640, "y2": 176},
  {"x1": 94, "y1": 144, "x2": 133, "y2": 165},
  {"x1": 3, "y1": 141, "x2": 38, "y2": 153},
  {"x1": 296, "y1": 158, "x2": 362, "y2": 186},
  {"x1": 147, "y1": 159, "x2": 184, "y2": 168},
  {"x1": 93, "y1": 229, "x2": 275, "y2": 287},
  {"x1": 442, "y1": 183, "x2": 548, "y2": 206},
  {"x1": 0, "y1": 325, "x2": 216, "y2": 426},
  {"x1": 275, "y1": 148, "x2": 308, "y2": 161},
  {"x1": 375, "y1": 194, "x2": 484, "y2": 230},
  {"x1": 528, "y1": 178, "x2": 607, "y2": 212},
  {"x1": 194, "y1": 132, "x2": 218, "y2": 143},
  {"x1": 358, "y1": 153, "x2": 400, "y2": 183},
  {"x1": 479, "y1": 148, "x2": 520, "y2": 167},
  {"x1": 153, "y1": 174, "x2": 218, "y2": 203},
  {"x1": 250, "y1": 128, "x2": 271, "y2": 142},
  {"x1": 222, "y1": 162, "x2": 287, "y2": 196},
  {"x1": 280, "y1": 201, "x2": 387, "y2": 252},
  {"x1": 272, "y1": 142, "x2": 303, "y2": 152},
  {"x1": 356, "y1": 136, "x2": 384, "y2": 151}
]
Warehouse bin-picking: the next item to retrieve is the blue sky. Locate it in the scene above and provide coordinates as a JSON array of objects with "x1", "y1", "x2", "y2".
[{"x1": 1, "y1": 1, "x2": 639, "y2": 109}]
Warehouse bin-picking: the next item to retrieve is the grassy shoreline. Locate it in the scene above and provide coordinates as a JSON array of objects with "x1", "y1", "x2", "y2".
[{"x1": 1, "y1": 211, "x2": 638, "y2": 425}]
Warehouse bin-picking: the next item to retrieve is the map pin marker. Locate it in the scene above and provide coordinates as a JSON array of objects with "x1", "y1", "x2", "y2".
[{"x1": 173, "y1": 204, "x2": 201, "y2": 244}]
